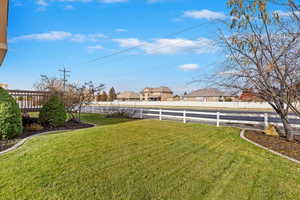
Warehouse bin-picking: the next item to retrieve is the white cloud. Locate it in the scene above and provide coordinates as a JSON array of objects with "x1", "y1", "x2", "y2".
[
  {"x1": 87, "y1": 45, "x2": 103, "y2": 50},
  {"x1": 37, "y1": 0, "x2": 48, "y2": 6},
  {"x1": 10, "y1": 31, "x2": 72, "y2": 42},
  {"x1": 179, "y1": 64, "x2": 199, "y2": 71},
  {"x1": 147, "y1": 0, "x2": 161, "y2": 3},
  {"x1": 9, "y1": 31, "x2": 106, "y2": 43},
  {"x1": 115, "y1": 28, "x2": 128, "y2": 32},
  {"x1": 113, "y1": 37, "x2": 218, "y2": 55},
  {"x1": 70, "y1": 33, "x2": 106, "y2": 42},
  {"x1": 113, "y1": 38, "x2": 143, "y2": 47},
  {"x1": 183, "y1": 9, "x2": 226, "y2": 20},
  {"x1": 12, "y1": 0, "x2": 23, "y2": 7},
  {"x1": 147, "y1": 0, "x2": 174, "y2": 3},
  {"x1": 100, "y1": 0, "x2": 128, "y2": 3},
  {"x1": 35, "y1": 0, "x2": 125, "y2": 7},
  {"x1": 64, "y1": 5, "x2": 75, "y2": 10}
]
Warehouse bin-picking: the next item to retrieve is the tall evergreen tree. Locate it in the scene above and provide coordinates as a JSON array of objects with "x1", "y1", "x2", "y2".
[{"x1": 108, "y1": 87, "x2": 117, "y2": 101}]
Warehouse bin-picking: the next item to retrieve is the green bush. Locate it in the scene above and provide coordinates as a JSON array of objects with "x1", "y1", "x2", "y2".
[
  {"x1": 39, "y1": 95, "x2": 67, "y2": 127},
  {"x1": 0, "y1": 88, "x2": 23, "y2": 139},
  {"x1": 224, "y1": 97, "x2": 233, "y2": 102}
]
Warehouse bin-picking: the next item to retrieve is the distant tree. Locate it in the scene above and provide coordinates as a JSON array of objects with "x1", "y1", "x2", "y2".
[
  {"x1": 108, "y1": 87, "x2": 117, "y2": 101},
  {"x1": 101, "y1": 91, "x2": 108, "y2": 102},
  {"x1": 96, "y1": 91, "x2": 108, "y2": 102}
]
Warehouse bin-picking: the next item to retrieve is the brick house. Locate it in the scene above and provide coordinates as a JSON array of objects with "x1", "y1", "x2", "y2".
[{"x1": 141, "y1": 86, "x2": 173, "y2": 101}]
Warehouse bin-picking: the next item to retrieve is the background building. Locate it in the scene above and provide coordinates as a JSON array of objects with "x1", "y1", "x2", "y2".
[
  {"x1": 0, "y1": 0, "x2": 8, "y2": 65},
  {"x1": 141, "y1": 86, "x2": 173, "y2": 101},
  {"x1": 184, "y1": 88, "x2": 236, "y2": 102},
  {"x1": 117, "y1": 91, "x2": 140, "y2": 101},
  {"x1": 0, "y1": 83, "x2": 8, "y2": 89}
]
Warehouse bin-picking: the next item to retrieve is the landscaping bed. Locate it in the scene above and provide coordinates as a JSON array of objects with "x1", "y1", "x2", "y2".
[
  {"x1": 245, "y1": 130, "x2": 300, "y2": 161},
  {"x1": 0, "y1": 119, "x2": 93, "y2": 152}
]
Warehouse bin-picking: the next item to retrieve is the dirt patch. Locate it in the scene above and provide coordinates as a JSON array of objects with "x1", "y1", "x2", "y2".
[
  {"x1": 245, "y1": 130, "x2": 300, "y2": 161},
  {"x1": 0, "y1": 121, "x2": 93, "y2": 152}
]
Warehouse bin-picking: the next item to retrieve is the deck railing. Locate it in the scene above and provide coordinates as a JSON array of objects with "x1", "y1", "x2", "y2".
[{"x1": 8, "y1": 90, "x2": 51, "y2": 112}]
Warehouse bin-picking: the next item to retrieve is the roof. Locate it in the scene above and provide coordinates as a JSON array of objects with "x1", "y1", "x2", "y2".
[
  {"x1": 117, "y1": 91, "x2": 140, "y2": 99},
  {"x1": 142, "y1": 86, "x2": 173, "y2": 93},
  {"x1": 186, "y1": 88, "x2": 232, "y2": 97}
]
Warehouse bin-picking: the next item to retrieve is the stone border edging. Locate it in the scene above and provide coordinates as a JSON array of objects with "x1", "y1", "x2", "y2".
[
  {"x1": 0, "y1": 124, "x2": 96, "y2": 156},
  {"x1": 240, "y1": 129, "x2": 300, "y2": 164}
]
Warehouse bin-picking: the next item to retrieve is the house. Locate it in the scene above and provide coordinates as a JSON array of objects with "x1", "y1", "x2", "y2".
[
  {"x1": 0, "y1": 0, "x2": 8, "y2": 66},
  {"x1": 239, "y1": 89, "x2": 262, "y2": 102},
  {"x1": 117, "y1": 91, "x2": 140, "y2": 101},
  {"x1": 141, "y1": 86, "x2": 173, "y2": 101},
  {"x1": 184, "y1": 88, "x2": 235, "y2": 102},
  {"x1": 0, "y1": 83, "x2": 8, "y2": 89}
]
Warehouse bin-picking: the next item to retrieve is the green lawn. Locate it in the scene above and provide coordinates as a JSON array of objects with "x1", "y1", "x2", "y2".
[{"x1": 0, "y1": 113, "x2": 300, "y2": 200}]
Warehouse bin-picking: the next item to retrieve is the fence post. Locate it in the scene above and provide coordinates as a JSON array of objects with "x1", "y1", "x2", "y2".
[
  {"x1": 264, "y1": 113, "x2": 268, "y2": 129},
  {"x1": 140, "y1": 108, "x2": 143, "y2": 119},
  {"x1": 183, "y1": 110, "x2": 186, "y2": 123},
  {"x1": 216, "y1": 112, "x2": 220, "y2": 127},
  {"x1": 159, "y1": 109, "x2": 162, "y2": 120}
]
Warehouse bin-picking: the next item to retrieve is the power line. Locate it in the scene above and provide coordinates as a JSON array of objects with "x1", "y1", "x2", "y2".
[
  {"x1": 59, "y1": 67, "x2": 71, "y2": 93},
  {"x1": 77, "y1": 21, "x2": 211, "y2": 66},
  {"x1": 77, "y1": 25, "x2": 219, "y2": 68}
]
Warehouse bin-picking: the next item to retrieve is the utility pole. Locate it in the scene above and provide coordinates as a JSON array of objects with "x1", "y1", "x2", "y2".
[{"x1": 59, "y1": 67, "x2": 71, "y2": 93}]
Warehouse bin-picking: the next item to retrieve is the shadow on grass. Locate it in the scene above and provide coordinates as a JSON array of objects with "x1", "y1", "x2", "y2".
[{"x1": 80, "y1": 113, "x2": 138, "y2": 127}]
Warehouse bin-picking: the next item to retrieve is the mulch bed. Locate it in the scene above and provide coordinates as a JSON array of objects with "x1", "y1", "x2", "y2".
[
  {"x1": 0, "y1": 121, "x2": 93, "y2": 152},
  {"x1": 245, "y1": 130, "x2": 300, "y2": 161}
]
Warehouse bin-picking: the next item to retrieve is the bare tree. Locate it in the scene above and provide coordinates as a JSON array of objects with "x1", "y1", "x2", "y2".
[
  {"x1": 34, "y1": 76, "x2": 104, "y2": 122},
  {"x1": 34, "y1": 75, "x2": 64, "y2": 93},
  {"x1": 218, "y1": 0, "x2": 300, "y2": 140},
  {"x1": 71, "y1": 81, "x2": 104, "y2": 121}
]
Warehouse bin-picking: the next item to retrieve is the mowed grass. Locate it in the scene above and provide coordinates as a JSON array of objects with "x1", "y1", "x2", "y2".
[{"x1": 0, "y1": 114, "x2": 300, "y2": 200}]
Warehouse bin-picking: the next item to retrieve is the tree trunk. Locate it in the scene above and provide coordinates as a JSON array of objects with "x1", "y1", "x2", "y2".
[
  {"x1": 78, "y1": 104, "x2": 82, "y2": 122},
  {"x1": 281, "y1": 116, "x2": 294, "y2": 141}
]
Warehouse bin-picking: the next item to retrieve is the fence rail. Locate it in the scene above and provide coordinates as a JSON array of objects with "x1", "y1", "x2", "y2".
[
  {"x1": 93, "y1": 101, "x2": 275, "y2": 109},
  {"x1": 83, "y1": 106, "x2": 300, "y2": 130}
]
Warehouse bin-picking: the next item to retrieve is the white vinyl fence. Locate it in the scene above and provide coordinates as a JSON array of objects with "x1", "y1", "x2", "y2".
[
  {"x1": 141, "y1": 108, "x2": 300, "y2": 129},
  {"x1": 92, "y1": 101, "x2": 274, "y2": 109},
  {"x1": 83, "y1": 106, "x2": 300, "y2": 129}
]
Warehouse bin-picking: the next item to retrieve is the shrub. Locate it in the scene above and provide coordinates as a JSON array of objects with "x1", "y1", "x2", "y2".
[
  {"x1": 0, "y1": 88, "x2": 23, "y2": 139},
  {"x1": 39, "y1": 95, "x2": 67, "y2": 127},
  {"x1": 22, "y1": 113, "x2": 39, "y2": 127},
  {"x1": 105, "y1": 109, "x2": 136, "y2": 119},
  {"x1": 224, "y1": 97, "x2": 233, "y2": 102}
]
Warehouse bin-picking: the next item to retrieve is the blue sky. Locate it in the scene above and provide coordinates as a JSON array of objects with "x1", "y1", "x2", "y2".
[{"x1": 0, "y1": 0, "x2": 269, "y2": 93}]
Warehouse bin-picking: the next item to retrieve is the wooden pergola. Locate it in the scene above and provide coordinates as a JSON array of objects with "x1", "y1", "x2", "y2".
[{"x1": 0, "y1": 0, "x2": 8, "y2": 66}]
